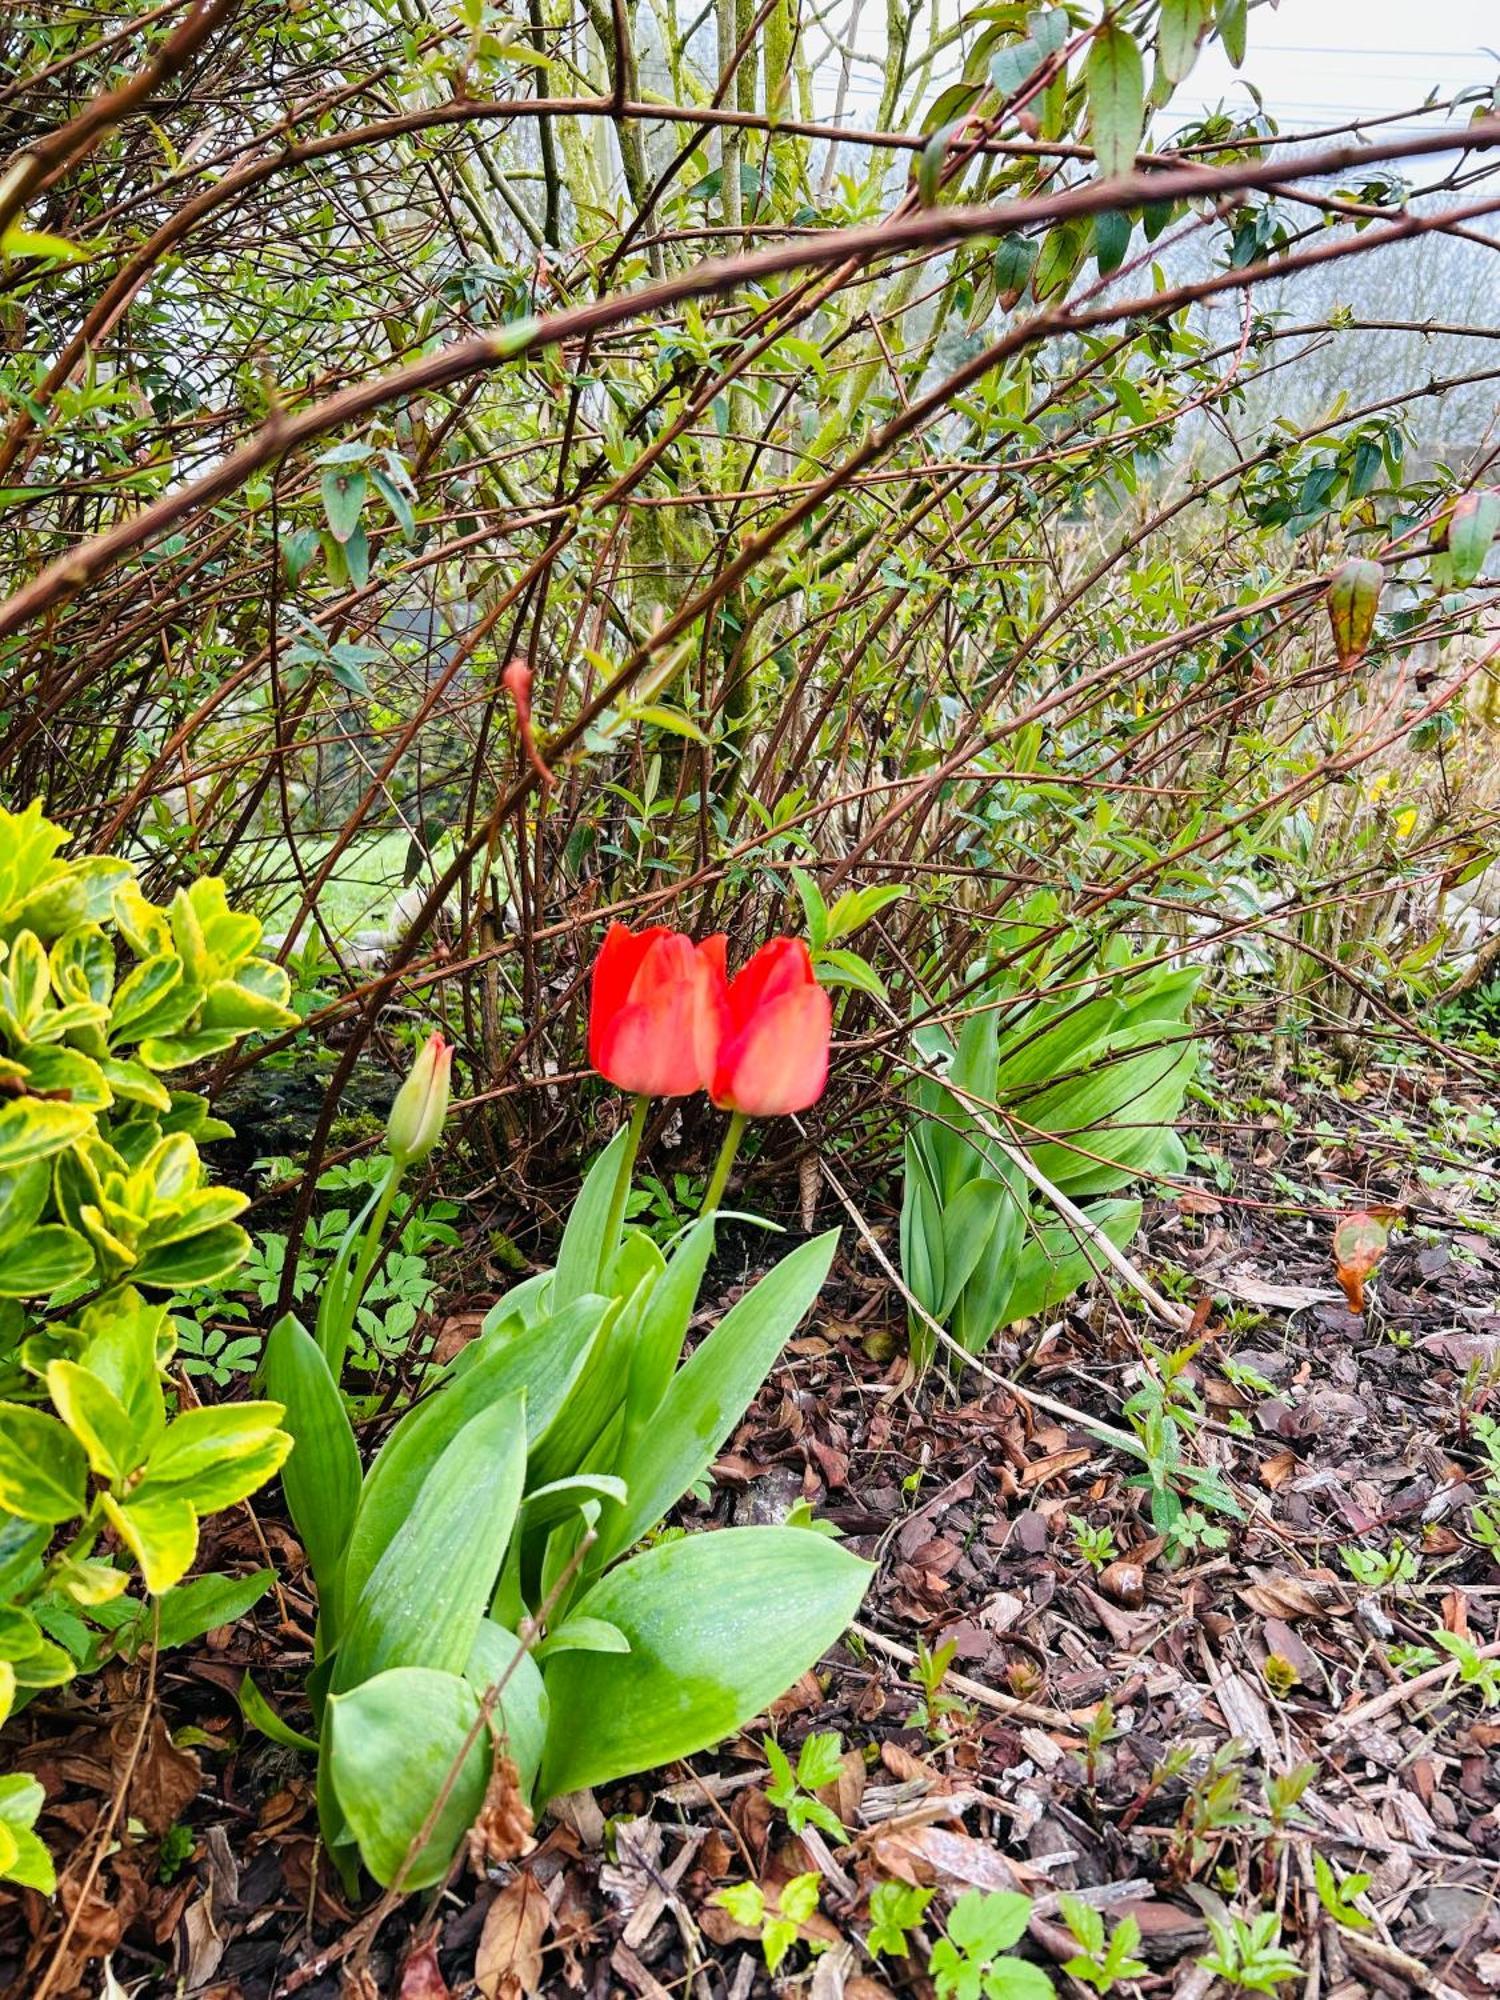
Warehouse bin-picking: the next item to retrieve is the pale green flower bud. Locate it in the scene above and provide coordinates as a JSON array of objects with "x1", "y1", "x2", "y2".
[{"x1": 387, "y1": 1032, "x2": 452, "y2": 1164}]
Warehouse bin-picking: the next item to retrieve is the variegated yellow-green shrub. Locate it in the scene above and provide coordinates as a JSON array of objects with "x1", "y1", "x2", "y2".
[{"x1": 0, "y1": 801, "x2": 296, "y2": 1893}]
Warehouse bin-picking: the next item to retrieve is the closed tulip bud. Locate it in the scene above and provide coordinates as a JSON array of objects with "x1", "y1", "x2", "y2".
[
  {"x1": 1326, "y1": 557, "x2": 1383, "y2": 666},
  {"x1": 387, "y1": 1031, "x2": 453, "y2": 1164},
  {"x1": 712, "y1": 938, "x2": 831, "y2": 1117}
]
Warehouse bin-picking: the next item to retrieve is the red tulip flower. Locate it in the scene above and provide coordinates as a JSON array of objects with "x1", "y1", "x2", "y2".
[
  {"x1": 711, "y1": 938, "x2": 831, "y2": 1116},
  {"x1": 589, "y1": 923, "x2": 728, "y2": 1097}
]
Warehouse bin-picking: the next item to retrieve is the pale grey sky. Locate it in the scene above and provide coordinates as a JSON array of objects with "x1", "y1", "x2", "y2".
[
  {"x1": 1179, "y1": 0, "x2": 1498, "y2": 133},
  {"x1": 812, "y1": 0, "x2": 1499, "y2": 138}
]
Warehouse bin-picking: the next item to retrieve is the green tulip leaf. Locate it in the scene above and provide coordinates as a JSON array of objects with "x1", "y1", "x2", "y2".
[
  {"x1": 540, "y1": 1527, "x2": 870, "y2": 1799},
  {"x1": 344, "y1": 1297, "x2": 603, "y2": 1613},
  {"x1": 596, "y1": 1230, "x2": 839, "y2": 1566},
  {"x1": 327, "y1": 1667, "x2": 489, "y2": 1889},
  {"x1": 265, "y1": 1314, "x2": 361, "y2": 1641},
  {"x1": 334, "y1": 1391, "x2": 527, "y2": 1692}
]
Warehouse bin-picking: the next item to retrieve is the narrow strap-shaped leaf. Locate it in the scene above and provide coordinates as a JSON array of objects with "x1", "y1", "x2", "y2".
[
  {"x1": 553, "y1": 1124, "x2": 628, "y2": 1305},
  {"x1": 334, "y1": 1390, "x2": 527, "y2": 1692},
  {"x1": 264, "y1": 1314, "x2": 361, "y2": 1648},
  {"x1": 596, "y1": 1230, "x2": 838, "y2": 1564}
]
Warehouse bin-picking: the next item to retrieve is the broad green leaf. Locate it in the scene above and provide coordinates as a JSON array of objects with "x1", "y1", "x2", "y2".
[
  {"x1": 264, "y1": 1314, "x2": 361, "y2": 1640},
  {"x1": 101, "y1": 1490, "x2": 198, "y2": 1594},
  {"x1": 327, "y1": 1666, "x2": 490, "y2": 1888},
  {"x1": 109, "y1": 953, "x2": 188, "y2": 1039},
  {"x1": 132, "y1": 1222, "x2": 251, "y2": 1288},
  {"x1": 46, "y1": 1359, "x2": 138, "y2": 1481},
  {"x1": 814, "y1": 947, "x2": 887, "y2": 1000},
  {"x1": 533, "y1": 1614, "x2": 630, "y2": 1662},
  {"x1": 0, "y1": 1100, "x2": 91, "y2": 1170},
  {"x1": 0, "y1": 1224, "x2": 94, "y2": 1296},
  {"x1": 0, "y1": 1403, "x2": 87, "y2": 1522},
  {"x1": 621, "y1": 1215, "x2": 717, "y2": 1435},
  {"x1": 1159, "y1": 0, "x2": 1207, "y2": 82},
  {"x1": 321, "y1": 468, "x2": 366, "y2": 543},
  {"x1": 1449, "y1": 490, "x2": 1500, "y2": 586},
  {"x1": 900, "y1": 1136, "x2": 945, "y2": 1320},
  {"x1": 0, "y1": 1157, "x2": 50, "y2": 1250},
  {"x1": 597, "y1": 1231, "x2": 838, "y2": 1563},
  {"x1": 937, "y1": 1177, "x2": 1016, "y2": 1317},
  {"x1": 1086, "y1": 23, "x2": 1145, "y2": 180},
  {"x1": 790, "y1": 868, "x2": 829, "y2": 949},
  {"x1": 994, "y1": 231, "x2": 1038, "y2": 306},
  {"x1": 994, "y1": 1199, "x2": 1142, "y2": 1327},
  {"x1": 917, "y1": 119, "x2": 962, "y2": 207},
  {"x1": 137, "y1": 1404, "x2": 289, "y2": 1513},
  {"x1": 69, "y1": 1286, "x2": 167, "y2": 1446},
  {"x1": 334, "y1": 1392, "x2": 527, "y2": 1692},
  {"x1": 520, "y1": 1474, "x2": 628, "y2": 1534},
  {"x1": 1094, "y1": 207, "x2": 1131, "y2": 276},
  {"x1": 150, "y1": 1567, "x2": 275, "y2": 1652},
  {"x1": 0, "y1": 1774, "x2": 54, "y2": 1894},
  {"x1": 525, "y1": 1291, "x2": 636, "y2": 1491},
  {"x1": 540, "y1": 1527, "x2": 870, "y2": 1798},
  {"x1": 1032, "y1": 220, "x2": 1085, "y2": 300},
  {"x1": 464, "y1": 1618, "x2": 549, "y2": 1793},
  {"x1": 1216, "y1": 0, "x2": 1246, "y2": 66}
]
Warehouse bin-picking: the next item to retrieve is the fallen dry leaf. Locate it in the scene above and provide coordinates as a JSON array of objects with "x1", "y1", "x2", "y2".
[
  {"x1": 475, "y1": 1871, "x2": 549, "y2": 2000},
  {"x1": 121, "y1": 1713, "x2": 200, "y2": 1837},
  {"x1": 1332, "y1": 1208, "x2": 1397, "y2": 1315},
  {"x1": 399, "y1": 1940, "x2": 452, "y2": 1999}
]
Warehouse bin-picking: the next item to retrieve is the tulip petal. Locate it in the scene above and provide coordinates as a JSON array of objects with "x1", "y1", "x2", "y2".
[
  {"x1": 589, "y1": 925, "x2": 664, "y2": 1071},
  {"x1": 713, "y1": 983, "x2": 830, "y2": 1116},
  {"x1": 589, "y1": 926, "x2": 728, "y2": 1096},
  {"x1": 724, "y1": 938, "x2": 815, "y2": 1032}
]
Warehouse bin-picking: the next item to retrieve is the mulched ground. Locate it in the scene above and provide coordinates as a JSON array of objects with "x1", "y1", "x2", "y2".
[{"x1": 6, "y1": 1047, "x2": 1500, "y2": 2000}]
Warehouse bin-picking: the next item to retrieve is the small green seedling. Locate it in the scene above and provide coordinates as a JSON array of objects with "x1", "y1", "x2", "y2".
[
  {"x1": 1312, "y1": 1853, "x2": 1373, "y2": 1932},
  {"x1": 928, "y1": 1889, "x2": 1054, "y2": 2000},
  {"x1": 764, "y1": 1731, "x2": 849, "y2": 1843},
  {"x1": 716, "y1": 1872, "x2": 824, "y2": 1975},
  {"x1": 1068, "y1": 1516, "x2": 1119, "y2": 1571},
  {"x1": 1340, "y1": 1538, "x2": 1418, "y2": 1591},
  {"x1": 907, "y1": 1636, "x2": 969, "y2": 1734},
  {"x1": 1058, "y1": 1894, "x2": 1148, "y2": 1993},
  {"x1": 866, "y1": 1879, "x2": 935, "y2": 1958},
  {"x1": 1199, "y1": 1911, "x2": 1301, "y2": 1993}
]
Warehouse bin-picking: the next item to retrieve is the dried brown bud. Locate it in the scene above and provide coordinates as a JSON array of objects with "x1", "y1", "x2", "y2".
[{"x1": 466, "y1": 1756, "x2": 536, "y2": 1873}]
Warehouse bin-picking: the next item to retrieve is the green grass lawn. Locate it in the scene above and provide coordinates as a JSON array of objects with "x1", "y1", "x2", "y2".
[{"x1": 229, "y1": 831, "x2": 450, "y2": 940}]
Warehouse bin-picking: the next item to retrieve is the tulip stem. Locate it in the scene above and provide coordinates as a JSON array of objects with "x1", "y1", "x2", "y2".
[
  {"x1": 701, "y1": 1111, "x2": 747, "y2": 1216},
  {"x1": 604, "y1": 1093, "x2": 649, "y2": 1268},
  {"x1": 319, "y1": 1153, "x2": 405, "y2": 1376}
]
